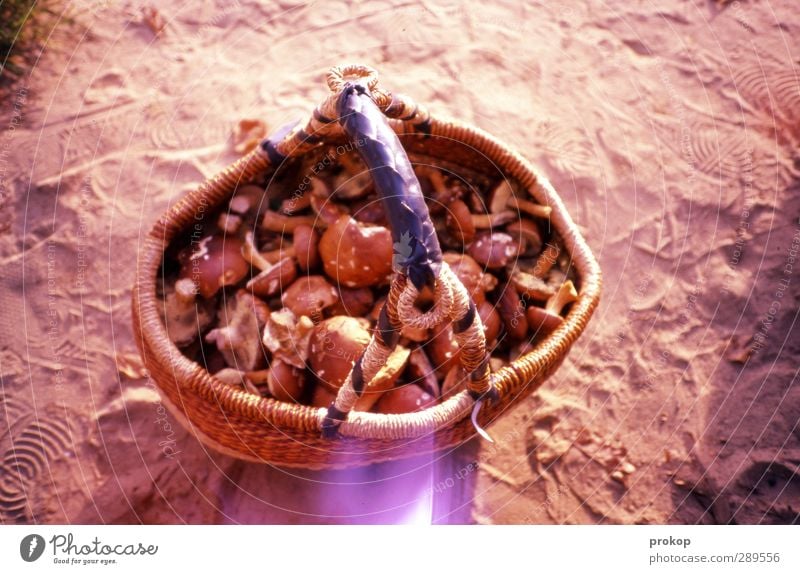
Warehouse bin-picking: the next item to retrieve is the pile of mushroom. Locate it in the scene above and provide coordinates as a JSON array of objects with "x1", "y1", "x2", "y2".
[{"x1": 158, "y1": 150, "x2": 578, "y2": 413}]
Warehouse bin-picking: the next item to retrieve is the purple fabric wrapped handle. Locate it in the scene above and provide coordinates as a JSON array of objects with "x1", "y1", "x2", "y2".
[{"x1": 336, "y1": 82, "x2": 442, "y2": 290}]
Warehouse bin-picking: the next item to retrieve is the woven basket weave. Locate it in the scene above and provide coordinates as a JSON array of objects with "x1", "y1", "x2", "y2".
[{"x1": 131, "y1": 66, "x2": 601, "y2": 469}]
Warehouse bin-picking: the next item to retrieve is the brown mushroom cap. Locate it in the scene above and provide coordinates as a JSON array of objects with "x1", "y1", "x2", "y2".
[
  {"x1": 308, "y1": 316, "x2": 371, "y2": 391},
  {"x1": 330, "y1": 286, "x2": 375, "y2": 317},
  {"x1": 333, "y1": 169, "x2": 373, "y2": 201},
  {"x1": 506, "y1": 219, "x2": 543, "y2": 256},
  {"x1": 478, "y1": 300, "x2": 502, "y2": 344},
  {"x1": 310, "y1": 384, "x2": 337, "y2": 408},
  {"x1": 441, "y1": 365, "x2": 467, "y2": 400},
  {"x1": 310, "y1": 193, "x2": 348, "y2": 227},
  {"x1": 526, "y1": 306, "x2": 564, "y2": 336},
  {"x1": 267, "y1": 359, "x2": 305, "y2": 403},
  {"x1": 426, "y1": 323, "x2": 461, "y2": 376},
  {"x1": 511, "y1": 271, "x2": 555, "y2": 301},
  {"x1": 496, "y1": 284, "x2": 529, "y2": 340},
  {"x1": 374, "y1": 384, "x2": 436, "y2": 414},
  {"x1": 247, "y1": 257, "x2": 297, "y2": 298},
  {"x1": 319, "y1": 215, "x2": 393, "y2": 288},
  {"x1": 351, "y1": 199, "x2": 388, "y2": 225},
  {"x1": 229, "y1": 184, "x2": 267, "y2": 218},
  {"x1": 467, "y1": 232, "x2": 519, "y2": 269},
  {"x1": 281, "y1": 275, "x2": 339, "y2": 318},
  {"x1": 293, "y1": 224, "x2": 320, "y2": 272},
  {"x1": 406, "y1": 348, "x2": 440, "y2": 398},
  {"x1": 445, "y1": 199, "x2": 476, "y2": 245},
  {"x1": 443, "y1": 252, "x2": 488, "y2": 305},
  {"x1": 180, "y1": 234, "x2": 249, "y2": 298}
]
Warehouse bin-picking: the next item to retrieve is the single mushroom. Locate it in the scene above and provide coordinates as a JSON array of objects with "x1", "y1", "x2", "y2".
[
  {"x1": 333, "y1": 154, "x2": 374, "y2": 200},
  {"x1": 281, "y1": 275, "x2": 339, "y2": 319},
  {"x1": 511, "y1": 270, "x2": 556, "y2": 302},
  {"x1": 262, "y1": 308, "x2": 315, "y2": 369},
  {"x1": 478, "y1": 299, "x2": 503, "y2": 344},
  {"x1": 353, "y1": 345, "x2": 411, "y2": 412},
  {"x1": 319, "y1": 215, "x2": 394, "y2": 288},
  {"x1": 526, "y1": 280, "x2": 578, "y2": 336},
  {"x1": 443, "y1": 252, "x2": 495, "y2": 305},
  {"x1": 374, "y1": 384, "x2": 436, "y2": 414},
  {"x1": 419, "y1": 167, "x2": 461, "y2": 212},
  {"x1": 445, "y1": 199, "x2": 515, "y2": 246},
  {"x1": 248, "y1": 257, "x2": 297, "y2": 298},
  {"x1": 266, "y1": 359, "x2": 306, "y2": 403},
  {"x1": 205, "y1": 290, "x2": 270, "y2": 371},
  {"x1": 280, "y1": 191, "x2": 312, "y2": 215},
  {"x1": 242, "y1": 230, "x2": 288, "y2": 268},
  {"x1": 467, "y1": 231, "x2": 519, "y2": 269},
  {"x1": 445, "y1": 199, "x2": 476, "y2": 245},
  {"x1": 351, "y1": 199, "x2": 388, "y2": 225},
  {"x1": 308, "y1": 316, "x2": 371, "y2": 391},
  {"x1": 162, "y1": 277, "x2": 215, "y2": 347},
  {"x1": 506, "y1": 219, "x2": 543, "y2": 256},
  {"x1": 330, "y1": 286, "x2": 375, "y2": 317},
  {"x1": 441, "y1": 365, "x2": 467, "y2": 400},
  {"x1": 242, "y1": 232, "x2": 298, "y2": 298},
  {"x1": 497, "y1": 284, "x2": 529, "y2": 340},
  {"x1": 179, "y1": 234, "x2": 250, "y2": 299},
  {"x1": 213, "y1": 368, "x2": 261, "y2": 396},
  {"x1": 426, "y1": 323, "x2": 461, "y2": 377},
  {"x1": 491, "y1": 180, "x2": 552, "y2": 220},
  {"x1": 405, "y1": 348, "x2": 440, "y2": 398},
  {"x1": 229, "y1": 184, "x2": 269, "y2": 221},
  {"x1": 310, "y1": 193, "x2": 348, "y2": 227},
  {"x1": 293, "y1": 224, "x2": 320, "y2": 272},
  {"x1": 311, "y1": 384, "x2": 338, "y2": 408}
]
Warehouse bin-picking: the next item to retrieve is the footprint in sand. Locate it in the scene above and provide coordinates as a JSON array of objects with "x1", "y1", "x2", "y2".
[
  {"x1": 727, "y1": 63, "x2": 800, "y2": 143},
  {"x1": 83, "y1": 69, "x2": 132, "y2": 105},
  {"x1": 729, "y1": 459, "x2": 800, "y2": 524},
  {"x1": 533, "y1": 121, "x2": 599, "y2": 178},
  {"x1": 0, "y1": 405, "x2": 74, "y2": 523}
]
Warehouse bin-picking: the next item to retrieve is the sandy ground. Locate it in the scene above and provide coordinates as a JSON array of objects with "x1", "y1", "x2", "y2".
[{"x1": 0, "y1": 0, "x2": 798, "y2": 524}]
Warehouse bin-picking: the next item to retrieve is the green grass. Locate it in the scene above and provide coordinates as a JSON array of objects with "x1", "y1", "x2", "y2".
[{"x1": 0, "y1": 0, "x2": 62, "y2": 89}]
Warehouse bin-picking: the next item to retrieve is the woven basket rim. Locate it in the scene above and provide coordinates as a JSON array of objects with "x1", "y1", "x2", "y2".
[{"x1": 132, "y1": 114, "x2": 602, "y2": 442}]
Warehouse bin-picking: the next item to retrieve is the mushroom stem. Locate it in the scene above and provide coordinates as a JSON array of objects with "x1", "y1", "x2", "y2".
[
  {"x1": 280, "y1": 192, "x2": 311, "y2": 214},
  {"x1": 511, "y1": 271, "x2": 554, "y2": 301},
  {"x1": 241, "y1": 231, "x2": 273, "y2": 271},
  {"x1": 508, "y1": 196, "x2": 552, "y2": 219},
  {"x1": 261, "y1": 211, "x2": 319, "y2": 233},
  {"x1": 490, "y1": 180, "x2": 552, "y2": 220},
  {"x1": 545, "y1": 280, "x2": 578, "y2": 315},
  {"x1": 472, "y1": 210, "x2": 517, "y2": 228},
  {"x1": 173, "y1": 277, "x2": 198, "y2": 306}
]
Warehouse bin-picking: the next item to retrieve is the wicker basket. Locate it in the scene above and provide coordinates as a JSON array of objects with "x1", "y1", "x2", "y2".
[{"x1": 131, "y1": 65, "x2": 601, "y2": 469}]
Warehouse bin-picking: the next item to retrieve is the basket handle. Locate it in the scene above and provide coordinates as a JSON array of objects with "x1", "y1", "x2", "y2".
[{"x1": 279, "y1": 65, "x2": 497, "y2": 438}]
